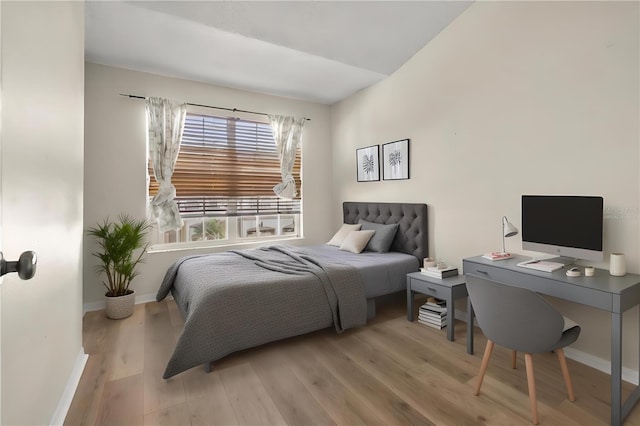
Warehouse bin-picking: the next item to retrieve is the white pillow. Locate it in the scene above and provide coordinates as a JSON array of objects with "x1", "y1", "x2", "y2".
[
  {"x1": 327, "y1": 223, "x2": 362, "y2": 246},
  {"x1": 339, "y1": 230, "x2": 376, "y2": 254}
]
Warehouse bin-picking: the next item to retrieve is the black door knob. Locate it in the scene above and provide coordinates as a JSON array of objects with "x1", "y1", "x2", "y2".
[{"x1": 0, "y1": 251, "x2": 37, "y2": 280}]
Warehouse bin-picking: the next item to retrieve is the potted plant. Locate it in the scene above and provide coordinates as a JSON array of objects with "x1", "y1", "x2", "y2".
[{"x1": 87, "y1": 214, "x2": 151, "y2": 319}]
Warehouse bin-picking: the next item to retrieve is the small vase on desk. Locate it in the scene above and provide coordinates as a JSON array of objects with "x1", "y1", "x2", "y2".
[{"x1": 609, "y1": 253, "x2": 626, "y2": 277}]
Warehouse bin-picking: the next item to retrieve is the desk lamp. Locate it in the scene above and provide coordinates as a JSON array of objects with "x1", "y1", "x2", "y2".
[{"x1": 502, "y1": 216, "x2": 519, "y2": 254}]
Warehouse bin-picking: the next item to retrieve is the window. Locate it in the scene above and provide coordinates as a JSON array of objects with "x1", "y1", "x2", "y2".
[{"x1": 148, "y1": 113, "x2": 302, "y2": 248}]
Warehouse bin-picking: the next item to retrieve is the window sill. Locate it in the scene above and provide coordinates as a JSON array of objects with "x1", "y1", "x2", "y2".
[{"x1": 147, "y1": 235, "x2": 306, "y2": 254}]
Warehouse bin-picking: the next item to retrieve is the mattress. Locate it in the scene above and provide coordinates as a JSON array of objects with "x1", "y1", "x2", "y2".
[{"x1": 300, "y1": 244, "x2": 420, "y2": 298}]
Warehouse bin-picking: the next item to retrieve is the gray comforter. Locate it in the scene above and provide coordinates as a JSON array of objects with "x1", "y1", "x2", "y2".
[{"x1": 156, "y1": 245, "x2": 367, "y2": 378}]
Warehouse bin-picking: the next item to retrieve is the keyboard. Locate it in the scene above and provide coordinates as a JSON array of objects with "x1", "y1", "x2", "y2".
[{"x1": 517, "y1": 260, "x2": 564, "y2": 272}]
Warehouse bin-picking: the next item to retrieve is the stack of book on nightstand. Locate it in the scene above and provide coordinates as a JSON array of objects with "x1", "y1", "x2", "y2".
[
  {"x1": 419, "y1": 265, "x2": 458, "y2": 279},
  {"x1": 418, "y1": 297, "x2": 447, "y2": 329}
]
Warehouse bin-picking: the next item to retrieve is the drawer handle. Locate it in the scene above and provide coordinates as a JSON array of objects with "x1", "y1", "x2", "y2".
[
  {"x1": 427, "y1": 287, "x2": 437, "y2": 292},
  {"x1": 476, "y1": 270, "x2": 489, "y2": 275}
]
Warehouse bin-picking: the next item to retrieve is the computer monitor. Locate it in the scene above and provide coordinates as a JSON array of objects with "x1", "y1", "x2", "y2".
[{"x1": 521, "y1": 195, "x2": 604, "y2": 262}]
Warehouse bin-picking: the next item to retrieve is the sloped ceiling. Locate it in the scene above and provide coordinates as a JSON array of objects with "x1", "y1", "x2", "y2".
[{"x1": 85, "y1": 1, "x2": 472, "y2": 104}]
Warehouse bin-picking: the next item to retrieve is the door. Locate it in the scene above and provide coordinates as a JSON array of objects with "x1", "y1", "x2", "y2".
[
  {"x1": 0, "y1": 2, "x2": 84, "y2": 424},
  {"x1": 0, "y1": 3, "x2": 3, "y2": 421},
  {"x1": 0, "y1": 5, "x2": 4, "y2": 421}
]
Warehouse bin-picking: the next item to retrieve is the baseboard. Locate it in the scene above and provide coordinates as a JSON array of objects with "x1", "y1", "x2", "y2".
[
  {"x1": 564, "y1": 347, "x2": 639, "y2": 385},
  {"x1": 453, "y1": 308, "x2": 640, "y2": 385},
  {"x1": 83, "y1": 292, "x2": 158, "y2": 314},
  {"x1": 49, "y1": 348, "x2": 88, "y2": 425}
]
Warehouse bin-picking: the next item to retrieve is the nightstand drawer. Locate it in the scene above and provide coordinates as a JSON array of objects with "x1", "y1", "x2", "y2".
[{"x1": 409, "y1": 277, "x2": 449, "y2": 299}]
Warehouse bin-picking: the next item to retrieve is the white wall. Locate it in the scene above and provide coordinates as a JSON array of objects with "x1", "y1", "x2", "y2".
[
  {"x1": 1, "y1": 2, "x2": 84, "y2": 424},
  {"x1": 332, "y1": 2, "x2": 639, "y2": 368},
  {"x1": 84, "y1": 63, "x2": 333, "y2": 306}
]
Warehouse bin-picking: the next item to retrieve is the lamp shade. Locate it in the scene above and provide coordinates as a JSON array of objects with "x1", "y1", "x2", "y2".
[{"x1": 503, "y1": 218, "x2": 519, "y2": 238}]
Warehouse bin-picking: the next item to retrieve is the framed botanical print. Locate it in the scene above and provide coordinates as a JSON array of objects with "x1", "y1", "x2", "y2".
[
  {"x1": 382, "y1": 139, "x2": 410, "y2": 180},
  {"x1": 356, "y1": 145, "x2": 380, "y2": 182}
]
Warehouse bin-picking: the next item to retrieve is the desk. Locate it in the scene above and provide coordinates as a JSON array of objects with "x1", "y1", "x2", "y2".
[{"x1": 463, "y1": 254, "x2": 640, "y2": 426}]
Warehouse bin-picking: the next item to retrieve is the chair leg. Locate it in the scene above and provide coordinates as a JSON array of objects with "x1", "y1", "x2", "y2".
[
  {"x1": 475, "y1": 340, "x2": 494, "y2": 396},
  {"x1": 511, "y1": 350, "x2": 517, "y2": 369},
  {"x1": 524, "y1": 353, "x2": 539, "y2": 425},
  {"x1": 556, "y1": 348, "x2": 576, "y2": 402}
]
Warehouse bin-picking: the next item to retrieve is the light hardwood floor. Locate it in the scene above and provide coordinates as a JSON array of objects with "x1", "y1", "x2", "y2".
[{"x1": 65, "y1": 297, "x2": 640, "y2": 425}]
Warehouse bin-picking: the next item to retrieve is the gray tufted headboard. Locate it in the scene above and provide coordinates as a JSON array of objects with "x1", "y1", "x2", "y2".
[{"x1": 343, "y1": 202, "x2": 428, "y2": 261}]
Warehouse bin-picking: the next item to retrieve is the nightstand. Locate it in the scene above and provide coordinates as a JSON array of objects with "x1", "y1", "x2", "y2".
[{"x1": 406, "y1": 272, "x2": 468, "y2": 341}]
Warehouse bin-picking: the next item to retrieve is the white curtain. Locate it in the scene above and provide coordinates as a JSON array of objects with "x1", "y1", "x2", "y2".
[
  {"x1": 269, "y1": 115, "x2": 305, "y2": 200},
  {"x1": 146, "y1": 97, "x2": 187, "y2": 232}
]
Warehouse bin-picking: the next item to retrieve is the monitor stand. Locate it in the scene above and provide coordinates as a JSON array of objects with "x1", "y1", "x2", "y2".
[{"x1": 547, "y1": 256, "x2": 576, "y2": 266}]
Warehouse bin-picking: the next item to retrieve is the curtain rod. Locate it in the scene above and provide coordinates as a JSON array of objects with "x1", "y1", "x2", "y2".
[{"x1": 119, "y1": 94, "x2": 310, "y2": 121}]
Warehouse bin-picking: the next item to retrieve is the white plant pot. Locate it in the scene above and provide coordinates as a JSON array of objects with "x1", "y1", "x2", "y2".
[{"x1": 105, "y1": 290, "x2": 135, "y2": 319}]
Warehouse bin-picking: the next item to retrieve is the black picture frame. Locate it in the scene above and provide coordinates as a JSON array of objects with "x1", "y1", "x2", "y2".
[
  {"x1": 356, "y1": 145, "x2": 380, "y2": 182},
  {"x1": 382, "y1": 139, "x2": 410, "y2": 180}
]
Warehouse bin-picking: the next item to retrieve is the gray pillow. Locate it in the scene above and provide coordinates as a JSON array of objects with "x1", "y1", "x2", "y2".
[{"x1": 358, "y1": 219, "x2": 399, "y2": 253}]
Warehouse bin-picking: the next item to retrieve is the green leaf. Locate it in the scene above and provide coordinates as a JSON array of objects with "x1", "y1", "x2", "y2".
[{"x1": 87, "y1": 214, "x2": 151, "y2": 297}]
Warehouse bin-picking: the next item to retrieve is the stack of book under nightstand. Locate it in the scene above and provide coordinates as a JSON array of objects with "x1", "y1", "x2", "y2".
[{"x1": 418, "y1": 297, "x2": 447, "y2": 329}]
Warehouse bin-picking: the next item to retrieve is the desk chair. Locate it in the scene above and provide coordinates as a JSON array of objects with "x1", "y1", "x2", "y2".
[{"x1": 465, "y1": 274, "x2": 581, "y2": 425}]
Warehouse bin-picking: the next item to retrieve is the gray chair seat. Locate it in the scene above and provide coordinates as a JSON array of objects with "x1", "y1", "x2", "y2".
[{"x1": 551, "y1": 325, "x2": 580, "y2": 352}]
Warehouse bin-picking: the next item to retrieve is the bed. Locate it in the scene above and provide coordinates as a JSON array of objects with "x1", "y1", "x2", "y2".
[{"x1": 156, "y1": 202, "x2": 428, "y2": 378}]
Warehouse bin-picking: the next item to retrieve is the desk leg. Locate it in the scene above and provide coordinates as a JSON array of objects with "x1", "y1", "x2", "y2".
[
  {"x1": 611, "y1": 312, "x2": 622, "y2": 426},
  {"x1": 467, "y1": 297, "x2": 474, "y2": 355}
]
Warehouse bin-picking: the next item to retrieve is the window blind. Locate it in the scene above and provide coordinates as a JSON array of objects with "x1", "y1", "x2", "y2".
[{"x1": 149, "y1": 113, "x2": 301, "y2": 217}]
